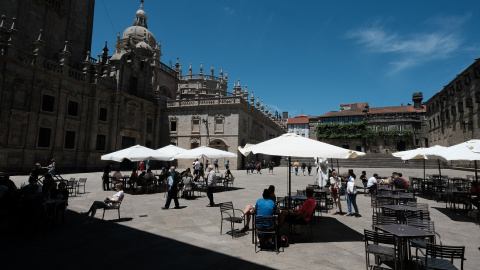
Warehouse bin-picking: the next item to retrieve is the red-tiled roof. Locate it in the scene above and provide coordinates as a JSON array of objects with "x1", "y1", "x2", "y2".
[
  {"x1": 288, "y1": 117, "x2": 309, "y2": 124},
  {"x1": 320, "y1": 105, "x2": 425, "y2": 117}
]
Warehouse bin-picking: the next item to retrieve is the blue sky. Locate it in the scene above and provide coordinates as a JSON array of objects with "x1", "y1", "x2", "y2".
[{"x1": 92, "y1": 0, "x2": 480, "y2": 118}]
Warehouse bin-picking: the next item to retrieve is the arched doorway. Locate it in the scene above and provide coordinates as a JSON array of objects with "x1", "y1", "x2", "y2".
[{"x1": 208, "y1": 139, "x2": 228, "y2": 151}]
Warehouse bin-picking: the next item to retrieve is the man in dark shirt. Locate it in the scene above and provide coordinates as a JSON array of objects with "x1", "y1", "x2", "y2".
[{"x1": 392, "y1": 172, "x2": 406, "y2": 190}]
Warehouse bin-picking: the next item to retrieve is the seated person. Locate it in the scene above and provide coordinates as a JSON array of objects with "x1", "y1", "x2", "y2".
[
  {"x1": 278, "y1": 187, "x2": 315, "y2": 227},
  {"x1": 398, "y1": 173, "x2": 409, "y2": 190},
  {"x1": 146, "y1": 169, "x2": 155, "y2": 184},
  {"x1": 470, "y1": 181, "x2": 480, "y2": 208},
  {"x1": 241, "y1": 185, "x2": 277, "y2": 232},
  {"x1": 112, "y1": 170, "x2": 123, "y2": 185},
  {"x1": 136, "y1": 171, "x2": 147, "y2": 186},
  {"x1": 181, "y1": 170, "x2": 194, "y2": 198},
  {"x1": 128, "y1": 169, "x2": 138, "y2": 190},
  {"x1": 392, "y1": 172, "x2": 406, "y2": 190},
  {"x1": 367, "y1": 173, "x2": 380, "y2": 194},
  {"x1": 254, "y1": 189, "x2": 280, "y2": 248},
  {"x1": 52, "y1": 182, "x2": 69, "y2": 201},
  {"x1": 82, "y1": 183, "x2": 124, "y2": 222},
  {"x1": 225, "y1": 169, "x2": 234, "y2": 181}
]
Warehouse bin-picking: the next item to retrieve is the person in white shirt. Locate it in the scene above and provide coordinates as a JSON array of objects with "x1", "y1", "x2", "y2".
[
  {"x1": 206, "y1": 165, "x2": 216, "y2": 207},
  {"x1": 83, "y1": 183, "x2": 124, "y2": 223},
  {"x1": 367, "y1": 174, "x2": 380, "y2": 194},
  {"x1": 193, "y1": 159, "x2": 201, "y2": 181}
]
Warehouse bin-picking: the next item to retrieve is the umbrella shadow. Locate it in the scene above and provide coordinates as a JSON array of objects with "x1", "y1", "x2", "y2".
[{"x1": 432, "y1": 206, "x2": 474, "y2": 223}]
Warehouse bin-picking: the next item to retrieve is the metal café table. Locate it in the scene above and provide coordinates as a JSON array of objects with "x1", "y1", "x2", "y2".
[
  {"x1": 374, "y1": 224, "x2": 434, "y2": 269},
  {"x1": 289, "y1": 195, "x2": 307, "y2": 208},
  {"x1": 382, "y1": 204, "x2": 419, "y2": 223}
]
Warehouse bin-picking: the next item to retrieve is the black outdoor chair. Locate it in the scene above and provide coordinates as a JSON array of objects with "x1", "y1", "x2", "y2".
[
  {"x1": 254, "y1": 215, "x2": 281, "y2": 254},
  {"x1": 415, "y1": 243, "x2": 465, "y2": 270},
  {"x1": 364, "y1": 229, "x2": 399, "y2": 270},
  {"x1": 219, "y1": 201, "x2": 245, "y2": 238}
]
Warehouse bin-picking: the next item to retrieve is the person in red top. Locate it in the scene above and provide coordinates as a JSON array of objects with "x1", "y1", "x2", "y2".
[
  {"x1": 398, "y1": 173, "x2": 409, "y2": 190},
  {"x1": 279, "y1": 187, "x2": 315, "y2": 227},
  {"x1": 139, "y1": 160, "x2": 145, "y2": 172}
]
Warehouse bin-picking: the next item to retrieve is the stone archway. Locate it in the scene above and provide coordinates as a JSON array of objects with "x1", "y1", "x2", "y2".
[{"x1": 208, "y1": 139, "x2": 228, "y2": 151}]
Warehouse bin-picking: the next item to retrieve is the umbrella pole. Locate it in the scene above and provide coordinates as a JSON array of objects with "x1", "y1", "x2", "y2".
[
  {"x1": 337, "y1": 159, "x2": 339, "y2": 174},
  {"x1": 475, "y1": 160, "x2": 478, "y2": 182},
  {"x1": 437, "y1": 159, "x2": 442, "y2": 179},
  {"x1": 423, "y1": 159, "x2": 426, "y2": 181},
  {"x1": 288, "y1": 156, "x2": 292, "y2": 209},
  {"x1": 330, "y1": 158, "x2": 334, "y2": 172}
]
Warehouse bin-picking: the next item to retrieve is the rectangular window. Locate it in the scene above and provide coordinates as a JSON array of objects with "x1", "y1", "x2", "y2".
[
  {"x1": 383, "y1": 125, "x2": 389, "y2": 131},
  {"x1": 129, "y1": 76, "x2": 138, "y2": 95},
  {"x1": 38, "y1": 128, "x2": 51, "y2": 147},
  {"x1": 170, "y1": 120, "x2": 177, "y2": 132},
  {"x1": 64, "y1": 131, "x2": 75, "y2": 149},
  {"x1": 42, "y1": 95, "x2": 55, "y2": 112},
  {"x1": 99, "y1": 107, "x2": 107, "y2": 121},
  {"x1": 191, "y1": 142, "x2": 199, "y2": 149},
  {"x1": 458, "y1": 102, "x2": 464, "y2": 112},
  {"x1": 192, "y1": 119, "x2": 200, "y2": 133},
  {"x1": 96, "y1": 134, "x2": 106, "y2": 150},
  {"x1": 67, "y1": 101, "x2": 78, "y2": 116},
  {"x1": 214, "y1": 118, "x2": 224, "y2": 133},
  {"x1": 146, "y1": 118, "x2": 153, "y2": 133},
  {"x1": 397, "y1": 125, "x2": 404, "y2": 131},
  {"x1": 145, "y1": 140, "x2": 152, "y2": 148}
]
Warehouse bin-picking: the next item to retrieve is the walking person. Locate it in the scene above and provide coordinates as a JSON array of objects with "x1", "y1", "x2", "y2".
[
  {"x1": 206, "y1": 165, "x2": 216, "y2": 207},
  {"x1": 307, "y1": 163, "x2": 312, "y2": 176},
  {"x1": 293, "y1": 160, "x2": 299, "y2": 176},
  {"x1": 214, "y1": 159, "x2": 219, "y2": 173},
  {"x1": 162, "y1": 166, "x2": 181, "y2": 209},
  {"x1": 102, "y1": 162, "x2": 112, "y2": 191},
  {"x1": 301, "y1": 162, "x2": 307, "y2": 176},
  {"x1": 344, "y1": 171, "x2": 360, "y2": 217},
  {"x1": 330, "y1": 171, "x2": 343, "y2": 215}
]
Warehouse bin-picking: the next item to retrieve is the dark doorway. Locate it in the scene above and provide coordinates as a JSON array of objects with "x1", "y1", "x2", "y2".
[{"x1": 396, "y1": 140, "x2": 406, "y2": 151}]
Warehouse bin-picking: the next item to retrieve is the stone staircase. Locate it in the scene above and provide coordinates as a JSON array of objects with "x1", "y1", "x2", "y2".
[{"x1": 277, "y1": 153, "x2": 442, "y2": 169}]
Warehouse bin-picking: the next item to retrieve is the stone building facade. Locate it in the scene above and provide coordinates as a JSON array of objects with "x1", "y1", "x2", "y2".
[
  {"x1": 316, "y1": 93, "x2": 426, "y2": 153},
  {"x1": 423, "y1": 58, "x2": 480, "y2": 147},
  {"x1": 0, "y1": 1, "x2": 285, "y2": 173}
]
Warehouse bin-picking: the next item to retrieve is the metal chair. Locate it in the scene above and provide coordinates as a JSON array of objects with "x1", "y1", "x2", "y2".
[
  {"x1": 406, "y1": 218, "x2": 442, "y2": 249},
  {"x1": 254, "y1": 215, "x2": 281, "y2": 254},
  {"x1": 219, "y1": 201, "x2": 245, "y2": 238},
  {"x1": 102, "y1": 200, "x2": 122, "y2": 221},
  {"x1": 77, "y1": 178, "x2": 87, "y2": 194},
  {"x1": 371, "y1": 212, "x2": 398, "y2": 230},
  {"x1": 66, "y1": 178, "x2": 77, "y2": 197},
  {"x1": 415, "y1": 243, "x2": 465, "y2": 270},
  {"x1": 364, "y1": 229, "x2": 399, "y2": 270}
]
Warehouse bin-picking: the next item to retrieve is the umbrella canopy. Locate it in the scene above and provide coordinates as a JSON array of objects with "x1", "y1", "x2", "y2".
[
  {"x1": 238, "y1": 143, "x2": 256, "y2": 156},
  {"x1": 392, "y1": 145, "x2": 447, "y2": 160},
  {"x1": 239, "y1": 133, "x2": 365, "y2": 158},
  {"x1": 239, "y1": 133, "x2": 365, "y2": 202},
  {"x1": 392, "y1": 145, "x2": 447, "y2": 180},
  {"x1": 156, "y1": 145, "x2": 187, "y2": 160},
  {"x1": 101, "y1": 145, "x2": 172, "y2": 162},
  {"x1": 172, "y1": 146, "x2": 237, "y2": 159},
  {"x1": 429, "y1": 139, "x2": 480, "y2": 181}
]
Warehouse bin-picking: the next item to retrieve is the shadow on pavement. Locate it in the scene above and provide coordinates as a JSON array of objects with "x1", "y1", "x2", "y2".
[{"x1": 1, "y1": 210, "x2": 274, "y2": 270}]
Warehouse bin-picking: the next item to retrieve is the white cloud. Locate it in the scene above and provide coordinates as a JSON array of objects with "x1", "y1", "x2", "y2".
[{"x1": 346, "y1": 16, "x2": 467, "y2": 72}]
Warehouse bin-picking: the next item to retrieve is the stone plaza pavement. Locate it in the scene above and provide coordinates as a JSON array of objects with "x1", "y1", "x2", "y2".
[{"x1": 5, "y1": 166, "x2": 480, "y2": 270}]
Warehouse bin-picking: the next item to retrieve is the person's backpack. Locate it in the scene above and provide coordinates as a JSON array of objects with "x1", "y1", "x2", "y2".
[{"x1": 279, "y1": 235, "x2": 289, "y2": 247}]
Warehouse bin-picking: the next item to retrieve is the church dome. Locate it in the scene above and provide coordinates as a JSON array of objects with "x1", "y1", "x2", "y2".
[
  {"x1": 136, "y1": 40, "x2": 152, "y2": 51},
  {"x1": 120, "y1": 1, "x2": 156, "y2": 50}
]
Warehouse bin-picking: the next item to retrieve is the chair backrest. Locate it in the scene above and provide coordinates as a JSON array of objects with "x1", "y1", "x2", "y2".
[
  {"x1": 255, "y1": 215, "x2": 276, "y2": 229},
  {"x1": 78, "y1": 178, "x2": 87, "y2": 184},
  {"x1": 110, "y1": 200, "x2": 122, "y2": 209},
  {"x1": 372, "y1": 212, "x2": 398, "y2": 226},
  {"x1": 407, "y1": 202, "x2": 429, "y2": 210},
  {"x1": 407, "y1": 218, "x2": 435, "y2": 233},
  {"x1": 220, "y1": 201, "x2": 234, "y2": 212},
  {"x1": 425, "y1": 243, "x2": 465, "y2": 269},
  {"x1": 296, "y1": 189, "x2": 305, "y2": 196},
  {"x1": 364, "y1": 229, "x2": 397, "y2": 246},
  {"x1": 69, "y1": 178, "x2": 75, "y2": 182}
]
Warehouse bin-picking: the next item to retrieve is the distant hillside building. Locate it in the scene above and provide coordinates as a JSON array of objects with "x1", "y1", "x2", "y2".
[
  {"x1": 317, "y1": 94, "x2": 426, "y2": 153},
  {"x1": 287, "y1": 114, "x2": 310, "y2": 137}
]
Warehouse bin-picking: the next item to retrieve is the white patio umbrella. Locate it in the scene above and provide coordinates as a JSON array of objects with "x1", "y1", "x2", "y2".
[
  {"x1": 392, "y1": 145, "x2": 447, "y2": 180},
  {"x1": 172, "y1": 146, "x2": 237, "y2": 159},
  {"x1": 430, "y1": 139, "x2": 480, "y2": 181},
  {"x1": 156, "y1": 145, "x2": 187, "y2": 160},
  {"x1": 101, "y1": 145, "x2": 172, "y2": 162},
  {"x1": 239, "y1": 133, "x2": 365, "y2": 201}
]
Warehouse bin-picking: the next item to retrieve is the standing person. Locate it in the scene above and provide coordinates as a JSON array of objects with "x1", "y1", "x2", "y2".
[
  {"x1": 344, "y1": 171, "x2": 360, "y2": 217},
  {"x1": 146, "y1": 160, "x2": 151, "y2": 171},
  {"x1": 268, "y1": 161, "x2": 274, "y2": 174},
  {"x1": 103, "y1": 162, "x2": 112, "y2": 191},
  {"x1": 330, "y1": 171, "x2": 343, "y2": 215},
  {"x1": 214, "y1": 159, "x2": 219, "y2": 173},
  {"x1": 206, "y1": 165, "x2": 216, "y2": 207},
  {"x1": 43, "y1": 158, "x2": 56, "y2": 176},
  {"x1": 162, "y1": 166, "x2": 181, "y2": 210},
  {"x1": 225, "y1": 160, "x2": 229, "y2": 170},
  {"x1": 360, "y1": 171, "x2": 368, "y2": 190},
  {"x1": 205, "y1": 160, "x2": 210, "y2": 171},
  {"x1": 307, "y1": 163, "x2": 312, "y2": 176},
  {"x1": 301, "y1": 162, "x2": 307, "y2": 176},
  {"x1": 293, "y1": 160, "x2": 299, "y2": 176},
  {"x1": 193, "y1": 159, "x2": 201, "y2": 181},
  {"x1": 139, "y1": 160, "x2": 145, "y2": 172}
]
